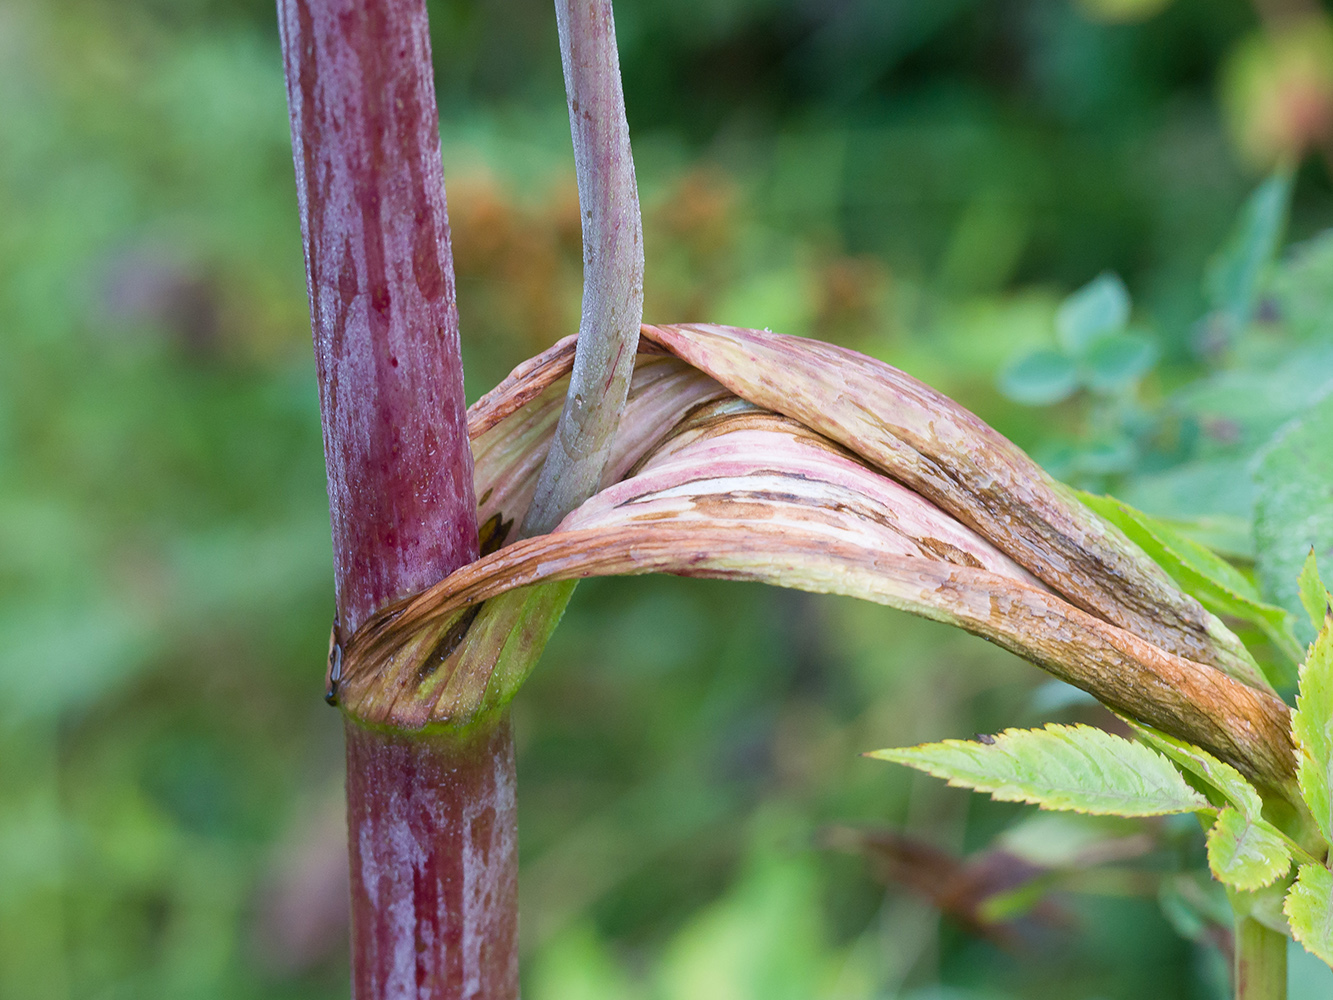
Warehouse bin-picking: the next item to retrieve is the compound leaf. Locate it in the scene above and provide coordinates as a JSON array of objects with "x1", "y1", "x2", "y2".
[
  {"x1": 1286, "y1": 864, "x2": 1333, "y2": 968},
  {"x1": 867, "y1": 724, "x2": 1209, "y2": 817},
  {"x1": 1293, "y1": 612, "x2": 1333, "y2": 845},
  {"x1": 1206, "y1": 807, "x2": 1291, "y2": 890},
  {"x1": 1300, "y1": 549, "x2": 1330, "y2": 634}
]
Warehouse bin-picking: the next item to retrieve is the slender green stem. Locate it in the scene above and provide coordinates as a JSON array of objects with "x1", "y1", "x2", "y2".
[{"x1": 1235, "y1": 916, "x2": 1286, "y2": 1000}]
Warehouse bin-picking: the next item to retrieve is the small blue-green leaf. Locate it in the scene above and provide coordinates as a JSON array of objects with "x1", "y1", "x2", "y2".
[
  {"x1": 1300, "y1": 549, "x2": 1330, "y2": 634},
  {"x1": 1285, "y1": 864, "x2": 1333, "y2": 969},
  {"x1": 1205, "y1": 170, "x2": 1293, "y2": 331},
  {"x1": 1293, "y1": 613, "x2": 1333, "y2": 846},
  {"x1": 1130, "y1": 723, "x2": 1262, "y2": 818},
  {"x1": 1080, "y1": 331, "x2": 1157, "y2": 394},
  {"x1": 999, "y1": 349, "x2": 1079, "y2": 405},
  {"x1": 867, "y1": 724, "x2": 1210, "y2": 817},
  {"x1": 1255, "y1": 391, "x2": 1333, "y2": 646},
  {"x1": 1057, "y1": 273, "x2": 1131, "y2": 353},
  {"x1": 1206, "y1": 807, "x2": 1291, "y2": 890}
]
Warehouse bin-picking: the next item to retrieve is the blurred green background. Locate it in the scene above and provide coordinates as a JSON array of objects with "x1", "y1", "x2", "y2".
[{"x1": 6, "y1": 0, "x2": 1333, "y2": 996}]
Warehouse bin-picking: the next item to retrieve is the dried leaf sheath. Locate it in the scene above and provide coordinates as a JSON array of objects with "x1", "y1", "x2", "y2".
[
  {"x1": 342, "y1": 513, "x2": 1294, "y2": 788},
  {"x1": 334, "y1": 326, "x2": 1294, "y2": 788},
  {"x1": 643, "y1": 324, "x2": 1264, "y2": 689}
]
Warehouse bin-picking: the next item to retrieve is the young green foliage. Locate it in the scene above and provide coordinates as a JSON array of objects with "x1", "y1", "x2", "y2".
[
  {"x1": 1000, "y1": 273, "x2": 1156, "y2": 405},
  {"x1": 867, "y1": 724, "x2": 1209, "y2": 817},
  {"x1": 1130, "y1": 723, "x2": 1301, "y2": 891},
  {"x1": 1082, "y1": 493, "x2": 1300, "y2": 668},
  {"x1": 1292, "y1": 600, "x2": 1333, "y2": 847},
  {"x1": 1057, "y1": 272, "x2": 1131, "y2": 352},
  {"x1": 1299, "y1": 549, "x2": 1330, "y2": 634},
  {"x1": 874, "y1": 719, "x2": 1300, "y2": 894},
  {"x1": 1205, "y1": 168, "x2": 1293, "y2": 332},
  {"x1": 1255, "y1": 391, "x2": 1333, "y2": 644},
  {"x1": 1205, "y1": 807, "x2": 1291, "y2": 890},
  {"x1": 1285, "y1": 864, "x2": 1333, "y2": 967}
]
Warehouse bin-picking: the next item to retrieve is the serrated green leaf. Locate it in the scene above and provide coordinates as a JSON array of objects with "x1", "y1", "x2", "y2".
[
  {"x1": 1129, "y1": 722, "x2": 1263, "y2": 818},
  {"x1": 867, "y1": 724, "x2": 1210, "y2": 817},
  {"x1": 1206, "y1": 807, "x2": 1291, "y2": 890},
  {"x1": 1254, "y1": 391, "x2": 1333, "y2": 647},
  {"x1": 1080, "y1": 330, "x2": 1157, "y2": 394},
  {"x1": 1081, "y1": 492, "x2": 1300, "y2": 669},
  {"x1": 1293, "y1": 615, "x2": 1333, "y2": 845},
  {"x1": 1300, "y1": 549, "x2": 1330, "y2": 634},
  {"x1": 1285, "y1": 864, "x2": 1333, "y2": 968},
  {"x1": 999, "y1": 349, "x2": 1078, "y2": 405},
  {"x1": 1205, "y1": 170, "x2": 1293, "y2": 330},
  {"x1": 1057, "y1": 273, "x2": 1131, "y2": 353}
]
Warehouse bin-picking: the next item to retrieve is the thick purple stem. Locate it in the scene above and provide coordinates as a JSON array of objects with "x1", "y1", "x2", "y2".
[
  {"x1": 278, "y1": 0, "x2": 478, "y2": 633},
  {"x1": 278, "y1": 2, "x2": 515, "y2": 997},
  {"x1": 345, "y1": 717, "x2": 518, "y2": 999}
]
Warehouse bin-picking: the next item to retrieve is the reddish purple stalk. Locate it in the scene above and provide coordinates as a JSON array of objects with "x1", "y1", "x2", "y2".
[
  {"x1": 277, "y1": 0, "x2": 476, "y2": 630},
  {"x1": 345, "y1": 718, "x2": 518, "y2": 999},
  {"x1": 277, "y1": 1, "x2": 515, "y2": 996}
]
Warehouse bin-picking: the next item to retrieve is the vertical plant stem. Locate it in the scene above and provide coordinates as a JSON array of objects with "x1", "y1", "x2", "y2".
[
  {"x1": 277, "y1": 0, "x2": 477, "y2": 630},
  {"x1": 1235, "y1": 916, "x2": 1287, "y2": 1000},
  {"x1": 345, "y1": 716, "x2": 518, "y2": 999},
  {"x1": 277, "y1": 2, "x2": 517, "y2": 997},
  {"x1": 520, "y1": 0, "x2": 644, "y2": 537}
]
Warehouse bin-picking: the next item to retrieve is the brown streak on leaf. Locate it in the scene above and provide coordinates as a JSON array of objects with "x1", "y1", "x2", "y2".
[
  {"x1": 339, "y1": 522, "x2": 1294, "y2": 788},
  {"x1": 640, "y1": 323, "x2": 1266, "y2": 691}
]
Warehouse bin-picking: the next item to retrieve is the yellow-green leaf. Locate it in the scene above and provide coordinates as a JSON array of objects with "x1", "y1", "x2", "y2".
[
  {"x1": 1129, "y1": 722, "x2": 1263, "y2": 818},
  {"x1": 1293, "y1": 612, "x2": 1333, "y2": 845},
  {"x1": 1205, "y1": 807, "x2": 1291, "y2": 890},
  {"x1": 1300, "y1": 548, "x2": 1330, "y2": 634},
  {"x1": 867, "y1": 724, "x2": 1210, "y2": 817},
  {"x1": 1285, "y1": 864, "x2": 1333, "y2": 968}
]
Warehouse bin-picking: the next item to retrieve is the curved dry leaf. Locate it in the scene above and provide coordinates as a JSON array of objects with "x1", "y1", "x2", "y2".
[
  {"x1": 642, "y1": 323, "x2": 1264, "y2": 690},
  {"x1": 336, "y1": 337, "x2": 1293, "y2": 786}
]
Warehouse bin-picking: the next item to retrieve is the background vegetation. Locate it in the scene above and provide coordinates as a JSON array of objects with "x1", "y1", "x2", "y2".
[{"x1": 5, "y1": 0, "x2": 1333, "y2": 996}]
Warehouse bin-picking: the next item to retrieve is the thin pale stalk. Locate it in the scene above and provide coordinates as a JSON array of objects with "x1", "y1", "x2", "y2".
[
  {"x1": 277, "y1": 2, "x2": 512, "y2": 997},
  {"x1": 520, "y1": 0, "x2": 644, "y2": 537},
  {"x1": 1235, "y1": 916, "x2": 1287, "y2": 1000}
]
